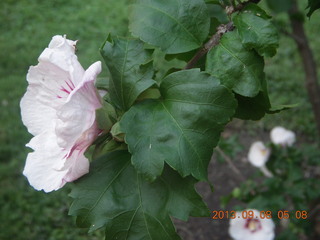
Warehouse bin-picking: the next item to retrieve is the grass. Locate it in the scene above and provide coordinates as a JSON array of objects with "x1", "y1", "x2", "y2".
[
  {"x1": 0, "y1": 0, "x2": 128, "y2": 239},
  {"x1": 0, "y1": 0, "x2": 319, "y2": 239}
]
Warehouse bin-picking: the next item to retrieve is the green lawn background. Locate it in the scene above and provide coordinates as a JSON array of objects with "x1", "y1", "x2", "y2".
[
  {"x1": 0, "y1": 0, "x2": 128, "y2": 239},
  {"x1": 0, "y1": 0, "x2": 319, "y2": 239}
]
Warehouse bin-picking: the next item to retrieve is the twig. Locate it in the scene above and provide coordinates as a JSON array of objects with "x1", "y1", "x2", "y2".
[
  {"x1": 184, "y1": 0, "x2": 261, "y2": 69},
  {"x1": 184, "y1": 23, "x2": 234, "y2": 69},
  {"x1": 280, "y1": 28, "x2": 304, "y2": 45},
  {"x1": 216, "y1": 147, "x2": 246, "y2": 182}
]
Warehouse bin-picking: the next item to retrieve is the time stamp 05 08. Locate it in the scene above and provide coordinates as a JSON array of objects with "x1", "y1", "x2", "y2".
[{"x1": 212, "y1": 210, "x2": 308, "y2": 220}]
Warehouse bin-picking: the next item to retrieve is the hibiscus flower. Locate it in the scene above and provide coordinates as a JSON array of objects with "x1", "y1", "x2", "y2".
[
  {"x1": 248, "y1": 141, "x2": 270, "y2": 168},
  {"x1": 270, "y1": 126, "x2": 296, "y2": 147},
  {"x1": 20, "y1": 35, "x2": 102, "y2": 192},
  {"x1": 248, "y1": 141, "x2": 273, "y2": 177},
  {"x1": 229, "y1": 209, "x2": 275, "y2": 240}
]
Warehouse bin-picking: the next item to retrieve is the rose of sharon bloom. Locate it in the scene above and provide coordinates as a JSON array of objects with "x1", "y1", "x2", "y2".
[
  {"x1": 20, "y1": 35, "x2": 102, "y2": 192},
  {"x1": 229, "y1": 209, "x2": 275, "y2": 240},
  {"x1": 270, "y1": 126, "x2": 296, "y2": 147},
  {"x1": 248, "y1": 141, "x2": 270, "y2": 168}
]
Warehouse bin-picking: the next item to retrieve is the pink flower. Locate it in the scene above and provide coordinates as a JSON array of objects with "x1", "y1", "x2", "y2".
[
  {"x1": 20, "y1": 35, "x2": 102, "y2": 192},
  {"x1": 229, "y1": 209, "x2": 275, "y2": 240}
]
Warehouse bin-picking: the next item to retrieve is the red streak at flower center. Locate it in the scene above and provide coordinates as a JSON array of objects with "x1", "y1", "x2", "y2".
[
  {"x1": 58, "y1": 80, "x2": 75, "y2": 98},
  {"x1": 60, "y1": 87, "x2": 71, "y2": 94},
  {"x1": 245, "y1": 219, "x2": 262, "y2": 233},
  {"x1": 65, "y1": 80, "x2": 75, "y2": 91}
]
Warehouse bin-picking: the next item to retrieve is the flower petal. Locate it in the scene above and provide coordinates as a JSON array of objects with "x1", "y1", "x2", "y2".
[
  {"x1": 55, "y1": 61, "x2": 102, "y2": 150},
  {"x1": 270, "y1": 126, "x2": 296, "y2": 146},
  {"x1": 60, "y1": 149, "x2": 90, "y2": 184},
  {"x1": 23, "y1": 131, "x2": 69, "y2": 192},
  {"x1": 21, "y1": 36, "x2": 103, "y2": 192},
  {"x1": 229, "y1": 209, "x2": 275, "y2": 240},
  {"x1": 248, "y1": 141, "x2": 270, "y2": 168},
  {"x1": 20, "y1": 87, "x2": 56, "y2": 136},
  {"x1": 26, "y1": 35, "x2": 85, "y2": 107},
  {"x1": 43, "y1": 35, "x2": 85, "y2": 87}
]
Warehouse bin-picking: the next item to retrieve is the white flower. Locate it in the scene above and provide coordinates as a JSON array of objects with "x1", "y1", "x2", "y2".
[
  {"x1": 248, "y1": 141, "x2": 270, "y2": 168},
  {"x1": 270, "y1": 126, "x2": 296, "y2": 147},
  {"x1": 229, "y1": 209, "x2": 275, "y2": 240},
  {"x1": 20, "y1": 35, "x2": 102, "y2": 192}
]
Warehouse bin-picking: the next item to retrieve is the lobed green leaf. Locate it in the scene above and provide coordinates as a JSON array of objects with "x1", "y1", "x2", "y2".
[
  {"x1": 233, "y1": 4, "x2": 279, "y2": 57},
  {"x1": 234, "y1": 76, "x2": 270, "y2": 120},
  {"x1": 206, "y1": 31, "x2": 265, "y2": 97},
  {"x1": 69, "y1": 151, "x2": 208, "y2": 240},
  {"x1": 120, "y1": 69, "x2": 237, "y2": 181},
  {"x1": 129, "y1": 0, "x2": 210, "y2": 54},
  {"x1": 100, "y1": 36, "x2": 156, "y2": 111}
]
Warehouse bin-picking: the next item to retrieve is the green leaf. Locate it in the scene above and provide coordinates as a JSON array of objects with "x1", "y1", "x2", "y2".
[
  {"x1": 100, "y1": 35, "x2": 156, "y2": 111},
  {"x1": 95, "y1": 77, "x2": 109, "y2": 91},
  {"x1": 235, "y1": 93, "x2": 297, "y2": 120},
  {"x1": 129, "y1": 0, "x2": 210, "y2": 54},
  {"x1": 266, "y1": 0, "x2": 292, "y2": 13},
  {"x1": 234, "y1": 76, "x2": 271, "y2": 120},
  {"x1": 234, "y1": 92, "x2": 270, "y2": 120},
  {"x1": 206, "y1": 31, "x2": 264, "y2": 97},
  {"x1": 69, "y1": 151, "x2": 208, "y2": 240},
  {"x1": 307, "y1": 0, "x2": 320, "y2": 17},
  {"x1": 268, "y1": 103, "x2": 298, "y2": 113},
  {"x1": 205, "y1": 0, "x2": 231, "y2": 6},
  {"x1": 235, "y1": 74, "x2": 296, "y2": 120},
  {"x1": 207, "y1": 3, "x2": 229, "y2": 24},
  {"x1": 205, "y1": 0, "x2": 220, "y2": 4},
  {"x1": 93, "y1": 136, "x2": 127, "y2": 159},
  {"x1": 120, "y1": 69, "x2": 236, "y2": 181},
  {"x1": 165, "y1": 49, "x2": 197, "y2": 63},
  {"x1": 233, "y1": 4, "x2": 279, "y2": 57},
  {"x1": 95, "y1": 101, "x2": 117, "y2": 131},
  {"x1": 240, "y1": 3, "x2": 272, "y2": 19},
  {"x1": 110, "y1": 122, "x2": 125, "y2": 142},
  {"x1": 136, "y1": 87, "x2": 161, "y2": 101}
]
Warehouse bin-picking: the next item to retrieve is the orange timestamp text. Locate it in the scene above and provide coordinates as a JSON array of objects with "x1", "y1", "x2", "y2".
[{"x1": 211, "y1": 210, "x2": 308, "y2": 220}]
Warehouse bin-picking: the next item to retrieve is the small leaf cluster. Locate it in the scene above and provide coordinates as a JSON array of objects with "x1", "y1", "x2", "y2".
[{"x1": 68, "y1": 0, "x2": 288, "y2": 239}]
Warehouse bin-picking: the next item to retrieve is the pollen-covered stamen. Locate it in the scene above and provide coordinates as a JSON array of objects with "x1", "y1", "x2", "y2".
[{"x1": 245, "y1": 219, "x2": 262, "y2": 233}]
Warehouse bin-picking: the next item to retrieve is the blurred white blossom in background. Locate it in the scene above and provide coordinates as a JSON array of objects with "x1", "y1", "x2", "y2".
[
  {"x1": 270, "y1": 126, "x2": 296, "y2": 147},
  {"x1": 248, "y1": 141, "x2": 271, "y2": 168}
]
